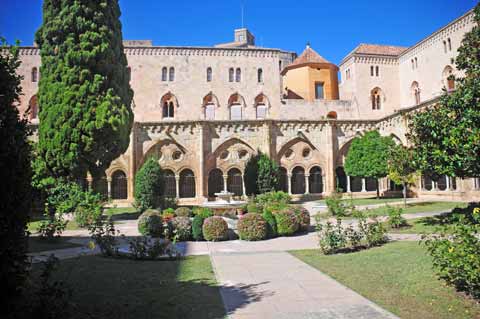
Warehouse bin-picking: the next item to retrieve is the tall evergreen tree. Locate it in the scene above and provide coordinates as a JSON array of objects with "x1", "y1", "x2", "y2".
[
  {"x1": 35, "y1": 0, "x2": 133, "y2": 179},
  {"x1": 408, "y1": 4, "x2": 480, "y2": 179},
  {"x1": 0, "y1": 38, "x2": 32, "y2": 314}
]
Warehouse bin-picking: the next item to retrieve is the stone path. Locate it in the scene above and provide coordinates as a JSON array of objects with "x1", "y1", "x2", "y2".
[{"x1": 210, "y1": 251, "x2": 398, "y2": 319}]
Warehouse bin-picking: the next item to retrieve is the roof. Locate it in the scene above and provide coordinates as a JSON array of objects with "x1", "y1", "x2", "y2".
[
  {"x1": 281, "y1": 45, "x2": 337, "y2": 75},
  {"x1": 354, "y1": 43, "x2": 408, "y2": 56}
]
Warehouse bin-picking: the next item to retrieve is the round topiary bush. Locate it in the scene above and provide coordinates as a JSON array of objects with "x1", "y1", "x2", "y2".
[
  {"x1": 274, "y1": 209, "x2": 299, "y2": 236},
  {"x1": 138, "y1": 209, "x2": 163, "y2": 237},
  {"x1": 294, "y1": 207, "x2": 310, "y2": 231},
  {"x1": 202, "y1": 216, "x2": 228, "y2": 242},
  {"x1": 172, "y1": 216, "x2": 192, "y2": 241},
  {"x1": 262, "y1": 210, "x2": 278, "y2": 238},
  {"x1": 237, "y1": 213, "x2": 268, "y2": 241},
  {"x1": 175, "y1": 206, "x2": 192, "y2": 217}
]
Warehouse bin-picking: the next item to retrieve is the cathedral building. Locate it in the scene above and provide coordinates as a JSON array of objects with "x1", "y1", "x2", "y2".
[{"x1": 17, "y1": 8, "x2": 480, "y2": 205}]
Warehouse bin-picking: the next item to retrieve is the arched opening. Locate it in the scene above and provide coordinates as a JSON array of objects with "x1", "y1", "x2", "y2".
[
  {"x1": 206, "y1": 67, "x2": 212, "y2": 82},
  {"x1": 169, "y1": 67, "x2": 175, "y2": 81},
  {"x1": 350, "y1": 176, "x2": 362, "y2": 192},
  {"x1": 229, "y1": 68, "x2": 234, "y2": 82},
  {"x1": 228, "y1": 93, "x2": 244, "y2": 120},
  {"x1": 203, "y1": 93, "x2": 218, "y2": 120},
  {"x1": 278, "y1": 167, "x2": 288, "y2": 192},
  {"x1": 227, "y1": 168, "x2": 243, "y2": 197},
  {"x1": 111, "y1": 170, "x2": 127, "y2": 200},
  {"x1": 291, "y1": 166, "x2": 305, "y2": 195},
  {"x1": 309, "y1": 166, "x2": 323, "y2": 194},
  {"x1": 28, "y1": 95, "x2": 38, "y2": 120},
  {"x1": 92, "y1": 173, "x2": 108, "y2": 198},
  {"x1": 161, "y1": 67, "x2": 168, "y2": 81},
  {"x1": 208, "y1": 169, "x2": 224, "y2": 197},
  {"x1": 422, "y1": 175, "x2": 433, "y2": 191},
  {"x1": 365, "y1": 177, "x2": 377, "y2": 192},
  {"x1": 164, "y1": 169, "x2": 176, "y2": 198},
  {"x1": 370, "y1": 87, "x2": 382, "y2": 110},
  {"x1": 179, "y1": 169, "x2": 196, "y2": 198},
  {"x1": 254, "y1": 93, "x2": 268, "y2": 119},
  {"x1": 335, "y1": 167, "x2": 347, "y2": 193},
  {"x1": 257, "y1": 68, "x2": 263, "y2": 83},
  {"x1": 389, "y1": 180, "x2": 404, "y2": 191},
  {"x1": 161, "y1": 92, "x2": 176, "y2": 119},
  {"x1": 411, "y1": 81, "x2": 421, "y2": 105},
  {"x1": 437, "y1": 175, "x2": 447, "y2": 191},
  {"x1": 326, "y1": 111, "x2": 338, "y2": 119},
  {"x1": 31, "y1": 67, "x2": 38, "y2": 82},
  {"x1": 235, "y1": 68, "x2": 241, "y2": 82},
  {"x1": 443, "y1": 66, "x2": 455, "y2": 91}
]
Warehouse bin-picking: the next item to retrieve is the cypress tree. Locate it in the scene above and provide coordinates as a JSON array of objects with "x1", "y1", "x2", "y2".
[{"x1": 35, "y1": 0, "x2": 134, "y2": 179}]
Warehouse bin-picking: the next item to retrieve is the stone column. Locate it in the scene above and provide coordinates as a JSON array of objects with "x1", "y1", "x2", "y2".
[
  {"x1": 242, "y1": 177, "x2": 246, "y2": 198},
  {"x1": 347, "y1": 176, "x2": 351, "y2": 193},
  {"x1": 127, "y1": 123, "x2": 137, "y2": 203},
  {"x1": 287, "y1": 173, "x2": 292, "y2": 195},
  {"x1": 86, "y1": 173, "x2": 93, "y2": 191},
  {"x1": 107, "y1": 176, "x2": 112, "y2": 199},
  {"x1": 446, "y1": 177, "x2": 450, "y2": 191},
  {"x1": 324, "y1": 122, "x2": 336, "y2": 195},
  {"x1": 197, "y1": 124, "x2": 206, "y2": 201},
  {"x1": 305, "y1": 174, "x2": 310, "y2": 194},
  {"x1": 223, "y1": 175, "x2": 228, "y2": 192},
  {"x1": 433, "y1": 181, "x2": 438, "y2": 191},
  {"x1": 175, "y1": 175, "x2": 180, "y2": 199},
  {"x1": 361, "y1": 178, "x2": 366, "y2": 192}
]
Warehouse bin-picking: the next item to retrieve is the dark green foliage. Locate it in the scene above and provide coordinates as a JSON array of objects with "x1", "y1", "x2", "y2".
[
  {"x1": 35, "y1": 0, "x2": 134, "y2": 179},
  {"x1": 137, "y1": 209, "x2": 163, "y2": 237},
  {"x1": 175, "y1": 206, "x2": 192, "y2": 217},
  {"x1": 134, "y1": 157, "x2": 164, "y2": 212},
  {"x1": 386, "y1": 206, "x2": 407, "y2": 228},
  {"x1": 237, "y1": 213, "x2": 268, "y2": 241},
  {"x1": 0, "y1": 39, "x2": 32, "y2": 314},
  {"x1": 193, "y1": 207, "x2": 214, "y2": 218},
  {"x1": 274, "y1": 209, "x2": 299, "y2": 236},
  {"x1": 172, "y1": 217, "x2": 192, "y2": 241},
  {"x1": 244, "y1": 152, "x2": 279, "y2": 195},
  {"x1": 408, "y1": 4, "x2": 480, "y2": 179},
  {"x1": 255, "y1": 191, "x2": 291, "y2": 213},
  {"x1": 192, "y1": 215, "x2": 205, "y2": 241},
  {"x1": 422, "y1": 204, "x2": 480, "y2": 299},
  {"x1": 294, "y1": 207, "x2": 310, "y2": 231},
  {"x1": 202, "y1": 216, "x2": 228, "y2": 241},
  {"x1": 344, "y1": 131, "x2": 395, "y2": 198},
  {"x1": 262, "y1": 210, "x2": 277, "y2": 238},
  {"x1": 325, "y1": 192, "x2": 348, "y2": 217}
]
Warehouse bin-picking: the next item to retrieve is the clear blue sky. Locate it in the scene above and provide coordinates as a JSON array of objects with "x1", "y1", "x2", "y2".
[{"x1": 0, "y1": 0, "x2": 477, "y2": 64}]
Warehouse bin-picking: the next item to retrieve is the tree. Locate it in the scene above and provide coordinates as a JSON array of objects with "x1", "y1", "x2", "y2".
[
  {"x1": 344, "y1": 131, "x2": 395, "y2": 198},
  {"x1": 408, "y1": 3, "x2": 480, "y2": 179},
  {"x1": 244, "y1": 152, "x2": 279, "y2": 195},
  {"x1": 0, "y1": 38, "x2": 32, "y2": 314},
  {"x1": 35, "y1": 0, "x2": 134, "y2": 180},
  {"x1": 387, "y1": 145, "x2": 418, "y2": 207},
  {"x1": 134, "y1": 157, "x2": 164, "y2": 212}
]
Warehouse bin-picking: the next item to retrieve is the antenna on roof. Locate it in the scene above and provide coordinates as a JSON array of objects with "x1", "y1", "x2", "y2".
[
  {"x1": 241, "y1": 0, "x2": 245, "y2": 28},
  {"x1": 306, "y1": 41, "x2": 311, "y2": 48}
]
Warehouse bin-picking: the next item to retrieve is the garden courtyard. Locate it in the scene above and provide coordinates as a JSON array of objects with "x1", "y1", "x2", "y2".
[{"x1": 28, "y1": 199, "x2": 480, "y2": 319}]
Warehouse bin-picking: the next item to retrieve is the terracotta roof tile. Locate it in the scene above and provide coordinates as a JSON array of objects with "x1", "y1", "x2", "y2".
[
  {"x1": 354, "y1": 44, "x2": 408, "y2": 56},
  {"x1": 291, "y1": 46, "x2": 332, "y2": 65}
]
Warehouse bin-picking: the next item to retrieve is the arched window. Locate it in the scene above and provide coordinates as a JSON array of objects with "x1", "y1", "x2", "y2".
[
  {"x1": 227, "y1": 168, "x2": 243, "y2": 197},
  {"x1": 111, "y1": 170, "x2": 127, "y2": 200},
  {"x1": 254, "y1": 93, "x2": 268, "y2": 119},
  {"x1": 411, "y1": 81, "x2": 421, "y2": 105},
  {"x1": 415, "y1": 57, "x2": 418, "y2": 68},
  {"x1": 422, "y1": 175, "x2": 433, "y2": 191},
  {"x1": 161, "y1": 67, "x2": 168, "y2": 81},
  {"x1": 411, "y1": 59, "x2": 415, "y2": 70},
  {"x1": 278, "y1": 167, "x2": 288, "y2": 193},
  {"x1": 447, "y1": 38, "x2": 452, "y2": 51},
  {"x1": 235, "y1": 68, "x2": 241, "y2": 82},
  {"x1": 31, "y1": 67, "x2": 38, "y2": 82},
  {"x1": 179, "y1": 169, "x2": 196, "y2": 198},
  {"x1": 366, "y1": 177, "x2": 377, "y2": 192},
  {"x1": 28, "y1": 95, "x2": 39, "y2": 120},
  {"x1": 257, "y1": 68, "x2": 263, "y2": 83},
  {"x1": 161, "y1": 92, "x2": 176, "y2": 118},
  {"x1": 206, "y1": 67, "x2": 212, "y2": 82},
  {"x1": 203, "y1": 92, "x2": 217, "y2": 120},
  {"x1": 370, "y1": 66, "x2": 374, "y2": 76},
  {"x1": 163, "y1": 170, "x2": 176, "y2": 198},
  {"x1": 291, "y1": 167, "x2": 306, "y2": 194},
  {"x1": 371, "y1": 88, "x2": 382, "y2": 110},
  {"x1": 335, "y1": 167, "x2": 347, "y2": 193},
  {"x1": 443, "y1": 66, "x2": 455, "y2": 91},
  {"x1": 375, "y1": 66, "x2": 379, "y2": 77},
  {"x1": 326, "y1": 111, "x2": 338, "y2": 119},
  {"x1": 443, "y1": 40, "x2": 447, "y2": 53},
  {"x1": 228, "y1": 93, "x2": 244, "y2": 120},
  {"x1": 279, "y1": 60, "x2": 282, "y2": 71},
  {"x1": 169, "y1": 67, "x2": 175, "y2": 81},
  {"x1": 229, "y1": 68, "x2": 234, "y2": 82},
  {"x1": 208, "y1": 169, "x2": 224, "y2": 197},
  {"x1": 350, "y1": 176, "x2": 362, "y2": 192},
  {"x1": 309, "y1": 166, "x2": 323, "y2": 194}
]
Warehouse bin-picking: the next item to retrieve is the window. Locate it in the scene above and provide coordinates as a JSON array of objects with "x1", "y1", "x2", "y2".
[
  {"x1": 169, "y1": 67, "x2": 175, "y2": 81},
  {"x1": 370, "y1": 66, "x2": 374, "y2": 76},
  {"x1": 29, "y1": 95, "x2": 38, "y2": 120},
  {"x1": 443, "y1": 66, "x2": 455, "y2": 91},
  {"x1": 411, "y1": 59, "x2": 415, "y2": 70},
  {"x1": 254, "y1": 94, "x2": 268, "y2": 119},
  {"x1": 228, "y1": 93, "x2": 244, "y2": 120},
  {"x1": 161, "y1": 92, "x2": 176, "y2": 118},
  {"x1": 279, "y1": 60, "x2": 282, "y2": 71},
  {"x1": 448, "y1": 38, "x2": 452, "y2": 51},
  {"x1": 315, "y1": 82, "x2": 324, "y2": 100},
  {"x1": 31, "y1": 67, "x2": 38, "y2": 82},
  {"x1": 443, "y1": 40, "x2": 447, "y2": 53},
  {"x1": 415, "y1": 57, "x2": 418, "y2": 69},
  {"x1": 229, "y1": 68, "x2": 234, "y2": 82},
  {"x1": 161, "y1": 67, "x2": 167, "y2": 81},
  {"x1": 371, "y1": 88, "x2": 382, "y2": 110},
  {"x1": 235, "y1": 68, "x2": 241, "y2": 82},
  {"x1": 375, "y1": 66, "x2": 379, "y2": 77},
  {"x1": 346, "y1": 69, "x2": 351, "y2": 80},
  {"x1": 206, "y1": 67, "x2": 212, "y2": 82},
  {"x1": 411, "y1": 81, "x2": 421, "y2": 105},
  {"x1": 257, "y1": 68, "x2": 263, "y2": 83},
  {"x1": 203, "y1": 93, "x2": 217, "y2": 120}
]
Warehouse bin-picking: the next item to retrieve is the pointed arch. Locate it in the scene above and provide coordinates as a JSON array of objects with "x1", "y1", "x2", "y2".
[
  {"x1": 31, "y1": 67, "x2": 38, "y2": 82},
  {"x1": 277, "y1": 136, "x2": 317, "y2": 160},
  {"x1": 370, "y1": 87, "x2": 383, "y2": 110},
  {"x1": 442, "y1": 66, "x2": 455, "y2": 91},
  {"x1": 411, "y1": 81, "x2": 421, "y2": 105},
  {"x1": 203, "y1": 92, "x2": 219, "y2": 120},
  {"x1": 254, "y1": 93, "x2": 270, "y2": 119},
  {"x1": 212, "y1": 137, "x2": 255, "y2": 158},
  {"x1": 228, "y1": 93, "x2": 246, "y2": 120},
  {"x1": 160, "y1": 92, "x2": 178, "y2": 118},
  {"x1": 28, "y1": 94, "x2": 39, "y2": 120}
]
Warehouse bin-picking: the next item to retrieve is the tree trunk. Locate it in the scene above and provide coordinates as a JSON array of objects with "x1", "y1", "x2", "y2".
[
  {"x1": 403, "y1": 182, "x2": 407, "y2": 208},
  {"x1": 376, "y1": 179, "x2": 380, "y2": 199}
]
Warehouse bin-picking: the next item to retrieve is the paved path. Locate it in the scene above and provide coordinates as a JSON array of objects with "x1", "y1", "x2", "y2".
[{"x1": 211, "y1": 251, "x2": 398, "y2": 319}]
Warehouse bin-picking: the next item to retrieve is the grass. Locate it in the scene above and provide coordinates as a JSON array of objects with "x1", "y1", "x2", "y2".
[
  {"x1": 291, "y1": 242, "x2": 480, "y2": 319},
  {"x1": 104, "y1": 206, "x2": 139, "y2": 218},
  {"x1": 317, "y1": 197, "x2": 404, "y2": 206},
  {"x1": 364, "y1": 201, "x2": 466, "y2": 217},
  {"x1": 28, "y1": 236, "x2": 82, "y2": 253},
  {"x1": 37, "y1": 255, "x2": 225, "y2": 319},
  {"x1": 28, "y1": 219, "x2": 81, "y2": 233}
]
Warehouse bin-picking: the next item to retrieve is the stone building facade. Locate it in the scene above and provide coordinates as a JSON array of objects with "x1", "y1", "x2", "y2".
[{"x1": 18, "y1": 9, "x2": 480, "y2": 205}]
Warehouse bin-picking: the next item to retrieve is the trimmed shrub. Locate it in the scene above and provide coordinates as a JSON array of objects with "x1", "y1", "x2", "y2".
[
  {"x1": 172, "y1": 216, "x2": 192, "y2": 241},
  {"x1": 274, "y1": 209, "x2": 299, "y2": 236},
  {"x1": 238, "y1": 213, "x2": 268, "y2": 241},
  {"x1": 175, "y1": 206, "x2": 192, "y2": 217},
  {"x1": 202, "y1": 216, "x2": 228, "y2": 241},
  {"x1": 192, "y1": 215, "x2": 205, "y2": 241},
  {"x1": 134, "y1": 157, "x2": 164, "y2": 212},
  {"x1": 294, "y1": 207, "x2": 311, "y2": 232},
  {"x1": 137, "y1": 209, "x2": 163, "y2": 237},
  {"x1": 256, "y1": 191, "x2": 291, "y2": 206},
  {"x1": 262, "y1": 209, "x2": 277, "y2": 238}
]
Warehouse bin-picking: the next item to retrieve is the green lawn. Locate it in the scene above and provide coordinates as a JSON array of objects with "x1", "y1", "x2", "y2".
[
  {"x1": 104, "y1": 206, "x2": 139, "y2": 218},
  {"x1": 38, "y1": 255, "x2": 225, "y2": 319},
  {"x1": 364, "y1": 201, "x2": 466, "y2": 217},
  {"x1": 28, "y1": 236, "x2": 82, "y2": 253},
  {"x1": 28, "y1": 219, "x2": 81, "y2": 234},
  {"x1": 291, "y1": 242, "x2": 480, "y2": 319},
  {"x1": 388, "y1": 214, "x2": 457, "y2": 234},
  {"x1": 317, "y1": 197, "x2": 404, "y2": 206}
]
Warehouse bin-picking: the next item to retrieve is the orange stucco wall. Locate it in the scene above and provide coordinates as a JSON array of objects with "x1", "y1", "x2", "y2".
[{"x1": 284, "y1": 65, "x2": 339, "y2": 101}]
